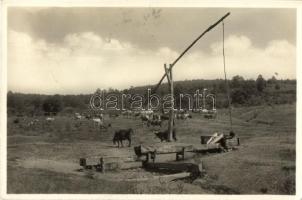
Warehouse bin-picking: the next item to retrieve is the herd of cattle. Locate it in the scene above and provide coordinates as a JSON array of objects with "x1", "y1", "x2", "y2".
[
  {"x1": 73, "y1": 110, "x2": 192, "y2": 127},
  {"x1": 12, "y1": 109, "x2": 197, "y2": 148}
]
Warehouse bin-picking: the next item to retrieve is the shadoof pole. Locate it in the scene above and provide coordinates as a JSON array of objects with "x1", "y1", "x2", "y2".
[
  {"x1": 153, "y1": 12, "x2": 231, "y2": 93},
  {"x1": 169, "y1": 64, "x2": 174, "y2": 141},
  {"x1": 164, "y1": 64, "x2": 174, "y2": 141},
  {"x1": 154, "y1": 12, "x2": 231, "y2": 142}
]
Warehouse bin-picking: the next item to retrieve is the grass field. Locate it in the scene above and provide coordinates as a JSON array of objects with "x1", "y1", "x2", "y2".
[{"x1": 7, "y1": 104, "x2": 296, "y2": 194}]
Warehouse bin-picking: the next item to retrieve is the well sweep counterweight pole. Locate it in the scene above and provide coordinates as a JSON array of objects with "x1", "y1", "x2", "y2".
[{"x1": 153, "y1": 12, "x2": 230, "y2": 93}]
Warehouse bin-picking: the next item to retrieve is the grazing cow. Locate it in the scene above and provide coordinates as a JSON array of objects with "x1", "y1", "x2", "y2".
[
  {"x1": 154, "y1": 129, "x2": 177, "y2": 142},
  {"x1": 100, "y1": 122, "x2": 111, "y2": 130},
  {"x1": 85, "y1": 114, "x2": 92, "y2": 120},
  {"x1": 92, "y1": 117, "x2": 104, "y2": 127},
  {"x1": 134, "y1": 112, "x2": 141, "y2": 119},
  {"x1": 141, "y1": 110, "x2": 153, "y2": 115},
  {"x1": 140, "y1": 114, "x2": 150, "y2": 125},
  {"x1": 92, "y1": 117, "x2": 102, "y2": 123},
  {"x1": 46, "y1": 117, "x2": 55, "y2": 122},
  {"x1": 161, "y1": 114, "x2": 170, "y2": 121},
  {"x1": 152, "y1": 114, "x2": 161, "y2": 121},
  {"x1": 96, "y1": 113, "x2": 104, "y2": 120},
  {"x1": 147, "y1": 119, "x2": 162, "y2": 127},
  {"x1": 113, "y1": 128, "x2": 133, "y2": 147},
  {"x1": 192, "y1": 109, "x2": 200, "y2": 113},
  {"x1": 28, "y1": 118, "x2": 39, "y2": 127},
  {"x1": 122, "y1": 110, "x2": 132, "y2": 118},
  {"x1": 74, "y1": 113, "x2": 83, "y2": 120},
  {"x1": 184, "y1": 113, "x2": 192, "y2": 119},
  {"x1": 109, "y1": 113, "x2": 119, "y2": 118},
  {"x1": 92, "y1": 117, "x2": 111, "y2": 131},
  {"x1": 204, "y1": 113, "x2": 214, "y2": 119},
  {"x1": 27, "y1": 121, "x2": 34, "y2": 127},
  {"x1": 204, "y1": 111, "x2": 217, "y2": 119},
  {"x1": 176, "y1": 113, "x2": 192, "y2": 120}
]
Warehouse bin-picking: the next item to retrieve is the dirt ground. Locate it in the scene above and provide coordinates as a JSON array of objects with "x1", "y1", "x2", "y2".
[{"x1": 7, "y1": 104, "x2": 296, "y2": 194}]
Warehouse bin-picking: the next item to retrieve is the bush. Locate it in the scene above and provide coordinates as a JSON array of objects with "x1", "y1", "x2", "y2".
[{"x1": 231, "y1": 89, "x2": 248, "y2": 105}]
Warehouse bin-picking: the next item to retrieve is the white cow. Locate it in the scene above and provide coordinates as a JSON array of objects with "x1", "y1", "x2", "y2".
[
  {"x1": 175, "y1": 113, "x2": 192, "y2": 120},
  {"x1": 28, "y1": 118, "x2": 39, "y2": 127},
  {"x1": 74, "y1": 113, "x2": 83, "y2": 120},
  {"x1": 92, "y1": 117, "x2": 104, "y2": 127},
  {"x1": 46, "y1": 117, "x2": 55, "y2": 122},
  {"x1": 122, "y1": 110, "x2": 132, "y2": 118}
]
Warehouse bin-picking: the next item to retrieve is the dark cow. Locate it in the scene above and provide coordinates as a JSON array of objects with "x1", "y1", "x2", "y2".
[
  {"x1": 154, "y1": 129, "x2": 177, "y2": 142},
  {"x1": 147, "y1": 120, "x2": 162, "y2": 127},
  {"x1": 204, "y1": 113, "x2": 216, "y2": 119},
  {"x1": 160, "y1": 114, "x2": 170, "y2": 121},
  {"x1": 113, "y1": 128, "x2": 133, "y2": 147},
  {"x1": 100, "y1": 123, "x2": 112, "y2": 131},
  {"x1": 85, "y1": 114, "x2": 92, "y2": 120},
  {"x1": 141, "y1": 115, "x2": 149, "y2": 121},
  {"x1": 109, "y1": 113, "x2": 119, "y2": 118},
  {"x1": 134, "y1": 112, "x2": 141, "y2": 118}
]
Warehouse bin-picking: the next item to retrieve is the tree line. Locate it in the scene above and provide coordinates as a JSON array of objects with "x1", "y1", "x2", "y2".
[{"x1": 7, "y1": 75, "x2": 296, "y2": 116}]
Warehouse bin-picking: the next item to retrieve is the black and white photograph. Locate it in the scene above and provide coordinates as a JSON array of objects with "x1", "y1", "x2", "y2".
[{"x1": 0, "y1": 1, "x2": 301, "y2": 199}]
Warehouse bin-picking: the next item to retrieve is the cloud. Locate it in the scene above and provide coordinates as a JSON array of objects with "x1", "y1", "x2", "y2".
[
  {"x1": 173, "y1": 35, "x2": 296, "y2": 81},
  {"x1": 8, "y1": 30, "x2": 296, "y2": 94},
  {"x1": 8, "y1": 8, "x2": 296, "y2": 52}
]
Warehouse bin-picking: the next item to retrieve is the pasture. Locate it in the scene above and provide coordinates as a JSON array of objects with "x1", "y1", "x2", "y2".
[{"x1": 7, "y1": 104, "x2": 295, "y2": 194}]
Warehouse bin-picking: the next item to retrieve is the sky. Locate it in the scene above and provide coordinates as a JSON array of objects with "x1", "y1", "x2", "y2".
[{"x1": 7, "y1": 7, "x2": 296, "y2": 94}]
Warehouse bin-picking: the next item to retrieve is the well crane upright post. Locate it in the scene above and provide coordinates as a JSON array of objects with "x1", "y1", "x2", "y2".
[{"x1": 154, "y1": 12, "x2": 231, "y2": 142}]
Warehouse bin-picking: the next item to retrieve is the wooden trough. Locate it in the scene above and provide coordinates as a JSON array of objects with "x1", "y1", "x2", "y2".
[
  {"x1": 79, "y1": 156, "x2": 142, "y2": 173},
  {"x1": 79, "y1": 132, "x2": 239, "y2": 177},
  {"x1": 134, "y1": 143, "x2": 222, "y2": 163}
]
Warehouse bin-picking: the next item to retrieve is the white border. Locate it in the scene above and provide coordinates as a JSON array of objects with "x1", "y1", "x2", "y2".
[
  {"x1": 296, "y1": 6, "x2": 302, "y2": 200},
  {"x1": 1, "y1": 1, "x2": 302, "y2": 200},
  {"x1": 1, "y1": 0, "x2": 302, "y2": 8}
]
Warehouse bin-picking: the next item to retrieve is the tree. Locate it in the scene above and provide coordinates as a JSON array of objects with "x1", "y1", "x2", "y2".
[
  {"x1": 42, "y1": 95, "x2": 63, "y2": 115},
  {"x1": 256, "y1": 74, "x2": 266, "y2": 92},
  {"x1": 231, "y1": 75, "x2": 245, "y2": 88},
  {"x1": 275, "y1": 84, "x2": 281, "y2": 90},
  {"x1": 32, "y1": 96, "x2": 42, "y2": 115},
  {"x1": 7, "y1": 92, "x2": 24, "y2": 113},
  {"x1": 267, "y1": 75, "x2": 277, "y2": 84}
]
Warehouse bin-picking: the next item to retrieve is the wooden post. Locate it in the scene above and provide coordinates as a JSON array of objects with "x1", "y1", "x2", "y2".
[
  {"x1": 100, "y1": 157, "x2": 105, "y2": 173},
  {"x1": 164, "y1": 64, "x2": 174, "y2": 142},
  {"x1": 79, "y1": 158, "x2": 86, "y2": 167},
  {"x1": 164, "y1": 64, "x2": 171, "y2": 86},
  {"x1": 168, "y1": 64, "x2": 174, "y2": 142}
]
